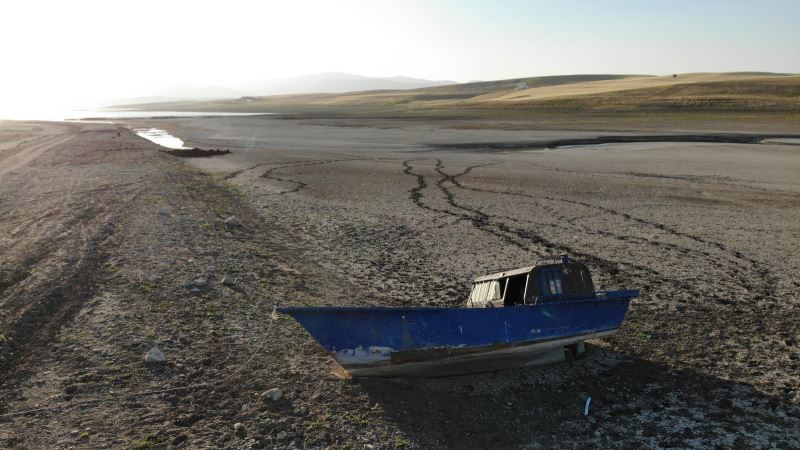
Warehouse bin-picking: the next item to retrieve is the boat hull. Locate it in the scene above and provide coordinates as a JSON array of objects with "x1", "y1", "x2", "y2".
[
  {"x1": 344, "y1": 330, "x2": 613, "y2": 377},
  {"x1": 278, "y1": 290, "x2": 636, "y2": 377}
]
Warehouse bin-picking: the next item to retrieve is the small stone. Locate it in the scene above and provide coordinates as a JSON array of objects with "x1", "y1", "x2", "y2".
[
  {"x1": 157, "y1": 207, "x2": 170, "y2": 217},
  {"x1": 225, "y1": 216, "x2": 241, "y2": 227},
  {"x1": 144, "y1": 347, "x2": 166, "y2": 364},
  {"x1": 276, "y1": 431, "x2": 288, "y2": 441},
  {"x1": 70, "y1": 430, "x2": 79, "y2": 437},
  {"x1": 262, "y1": 388, "x2": 283, "y2": 402},
  {"x1": 234, "y1": 422, "x2": 245, "y2": 435},
  {"x1": 147, "y1": 274, "x2": 161, "y2": 283},
  {"x1": 192, "y1": 278, "x2": 209, "y2": 288},
  {"x1": 364, "y1": 445, "x2": 375, "y2": 450},
  {"x1": 222, "y1": 274, "x2": 235, "y2": 286},
  {"x1": 171, "y1": 434, "x2": 188, "y2": 446}
]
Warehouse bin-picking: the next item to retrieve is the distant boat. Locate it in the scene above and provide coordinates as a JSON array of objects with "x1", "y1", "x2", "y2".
[{"x1": 278, "y1": 255, "x2": 638, "y2": 377}]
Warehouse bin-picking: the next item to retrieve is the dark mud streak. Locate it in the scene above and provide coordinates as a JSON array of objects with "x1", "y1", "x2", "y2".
[
  {"x1": 223, "y1": 164, "x2": 263, "y2": 180},
  {"x1": 259, "y1": 159, "x2": 362, "y2": 195},
  {"x1": 403, "y1": 159, "x2": 532, "y2": 249},
  {"x1": 402, "y1": 159, "x2": 655, "y2": 287},
  {"x1": 162, "y1": 148, "x2": 231, "y2": 157},
  {"x1": 446, "y1": 162, "x2": 675, "y2": 285},
  {"x1": 483, "y1": 205, "x2": 723, "y2": 263},
  {"x1": 433, "y1": 160, "x2": 533, "y2": 250},
  {"x1": 404, "y1": 156, "x2": 771, "y2": 299},
  {"x1": 447, "y1": 165, "x2": 777, "y2": 303},
  {"x1": 401, "y1": 159, "x2": 452, "y2": 217},
  {"x1": 418, "y1": 159, "x2": 776, "y2": 312},
  {"x1": 425, "y1": 133, "x2": 800, "y2": 153}
]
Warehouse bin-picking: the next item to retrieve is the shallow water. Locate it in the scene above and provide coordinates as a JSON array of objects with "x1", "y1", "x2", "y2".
[{"x1": 134, "y1": 127, "x2": 189, "y2": 149}]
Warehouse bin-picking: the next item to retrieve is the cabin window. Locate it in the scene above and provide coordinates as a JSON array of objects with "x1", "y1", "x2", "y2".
[
  {"x1": 503, "y1": 275, "x2": 528, "y2": 306},
  {"x1": 579, "y1": 270, "x2": 591, "y2": 290},
  {"x1": 539, "y1": 269, "x2": 564, "y2": 297},
  {"x1": 468, "y1": 280, "x2": 503, "y2": 306}
]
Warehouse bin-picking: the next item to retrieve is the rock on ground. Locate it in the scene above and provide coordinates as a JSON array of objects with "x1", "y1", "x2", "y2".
[{"x1": 144, "y1": 347, "x2": 166, "y2": 364}]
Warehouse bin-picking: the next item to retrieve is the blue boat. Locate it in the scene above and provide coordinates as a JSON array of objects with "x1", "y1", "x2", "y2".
[{"x1": 278, "y1": 255, "x2": 638, "y2": 377}]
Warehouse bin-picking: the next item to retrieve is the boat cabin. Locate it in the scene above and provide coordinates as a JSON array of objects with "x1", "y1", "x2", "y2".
[{"x1": 466, "y1": 255, "x2": 596, "y2": 308}]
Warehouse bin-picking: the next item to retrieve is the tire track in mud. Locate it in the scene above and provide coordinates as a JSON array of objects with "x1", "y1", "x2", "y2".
[
  {"x1": 0, "y1": 210, "x2": 116, "y2": 385},
  {"x1": 448, "y1": 171, "x2": 727, "y2": 261},
  {"x1": 404, "y1": 158, "x2": 777, "y2": 306},
  {"x1": 436, "y1": 159, "x2": 778, "y2": 304},
  {"x1": 447, "y1": 167, "x2": 776, "y2": 300},
  {"x1": 447, "y1": 163, "x2": 726, "y2": 251},
  {"x1": 401, "y1": 159, "x2": 452, "y2": 216},
  {"x1": 0, "y1": 249, "x2": 50, "y2": 299},
  {"x1": 441, "y1": 162, "x2": 670, "y2": 284},
  {"x1": 0, "y1": 129, "x2": 78, "y2": 177},
  {"x1": 259, "y1": 158, "x2": 364, "y2": 195},
  {"x1": 0, "y1": 201, "x2": 104, "y2": 309},
  {"x1": 403, "y1": 159, "x2": 530, "y2": 249},
  {"x1": 403, "y1": 159, "x2": 660, "y2": 286},
  {"x1": 223, "y1": 164, "x2": 263, "y2": 180},
  {"x1": 0, "y1": 124, "x2": 149, "y2": 385}
]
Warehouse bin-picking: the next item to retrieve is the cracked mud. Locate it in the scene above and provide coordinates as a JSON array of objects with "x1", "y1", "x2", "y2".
[{"x1": 0, "y1": 117, "x2": 798, "y2": 449}]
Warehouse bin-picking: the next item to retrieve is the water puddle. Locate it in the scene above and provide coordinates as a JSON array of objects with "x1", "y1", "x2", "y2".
[{"x1": 134, "y1": 128, "x2": 190, "y2": 149}]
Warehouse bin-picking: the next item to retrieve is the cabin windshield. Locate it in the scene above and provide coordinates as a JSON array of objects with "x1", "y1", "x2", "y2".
[{"x1": 538, "y1": 268, "x2": 564, "y2": 297}]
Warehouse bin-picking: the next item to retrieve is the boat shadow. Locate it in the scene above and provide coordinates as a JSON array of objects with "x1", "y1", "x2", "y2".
[{"x1": 356, "y1": 344, "x2": 799, "y2": 449}]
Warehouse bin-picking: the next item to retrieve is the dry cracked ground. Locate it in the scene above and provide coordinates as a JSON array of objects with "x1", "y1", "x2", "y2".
[{"x1": 0, "y1": 116, "x2": 799, "y2": 449}]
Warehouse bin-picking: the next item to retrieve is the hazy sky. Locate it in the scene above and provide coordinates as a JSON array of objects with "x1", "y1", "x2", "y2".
[{"x1": 2, "y1": 0, "x2": 798, "y2": 115}]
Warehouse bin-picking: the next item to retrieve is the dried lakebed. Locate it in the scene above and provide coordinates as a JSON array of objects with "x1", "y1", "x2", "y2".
[
  {"x1": 164, "y1": 116, "x2": 798, "y2": 448},
  {"x1": 0, "y1": 117, "x2": 798, "y2": 449}
]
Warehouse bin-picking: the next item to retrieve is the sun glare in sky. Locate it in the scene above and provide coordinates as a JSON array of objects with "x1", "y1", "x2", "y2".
[{"x1": 1, "y1": 0, "x2": 798, "y2": 118}]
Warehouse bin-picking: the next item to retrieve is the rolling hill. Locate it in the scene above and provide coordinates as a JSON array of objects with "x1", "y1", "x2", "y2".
[{"x1": 119, "y1": 72, "x2": 800, "y2": 120}]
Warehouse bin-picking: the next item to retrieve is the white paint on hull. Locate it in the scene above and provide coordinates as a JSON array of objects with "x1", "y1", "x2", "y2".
[
  {"x1": 334, "y1": 346, "x2": 396, "y2": 365},
  {"x1": 337, "y1": 329, "x2": 617, "y2": 377}
]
